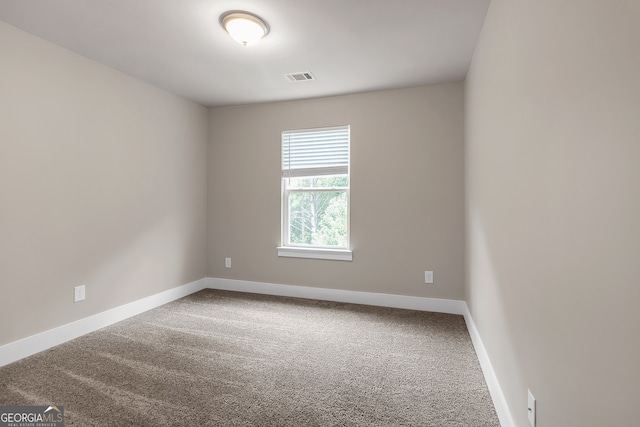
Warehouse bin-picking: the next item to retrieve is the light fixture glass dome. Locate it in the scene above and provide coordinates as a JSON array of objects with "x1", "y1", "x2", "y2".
[{"x1": 221, "y1": 11, "x2": 269, "y2": 46}]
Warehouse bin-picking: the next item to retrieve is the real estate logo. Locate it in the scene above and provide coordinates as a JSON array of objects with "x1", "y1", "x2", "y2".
[{"x1": 0, "y1": 405, "x2": 64, "y2": 427}]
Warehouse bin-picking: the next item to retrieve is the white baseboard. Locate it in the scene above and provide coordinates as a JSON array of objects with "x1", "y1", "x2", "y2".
[
  {"x1": 0, "y1": 278, "x2": 208, "y2": 368},
  {"x1": 207, "y1": 277, "x2": 513, "y2": 427},
  {"x1": 462, "y1": 305, "x2": 515, "y2": 427},
  {"x1": 0, "y1": 276, "x2": 513, "y2": 427},
  {"x1": 206, "y1": 277, "x2": 467, "y2": 315}
]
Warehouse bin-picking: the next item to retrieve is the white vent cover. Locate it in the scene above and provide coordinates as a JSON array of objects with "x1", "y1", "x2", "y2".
[{"x1": 284, "y1": 71, "x2": 315, "y2": 82}]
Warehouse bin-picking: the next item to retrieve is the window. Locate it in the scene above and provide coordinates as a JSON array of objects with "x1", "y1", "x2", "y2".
[{"x1": 278, "y1": 125, "x2": 352, "y2": 261}]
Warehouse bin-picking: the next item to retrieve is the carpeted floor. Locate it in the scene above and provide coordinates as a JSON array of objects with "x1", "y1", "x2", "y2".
[{"x1": 0, "y1": 289, "x2": 500, "y2": 426}]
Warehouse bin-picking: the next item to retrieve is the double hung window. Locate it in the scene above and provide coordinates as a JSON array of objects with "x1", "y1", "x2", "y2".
[{"x1": 278, "y1": 125, "x2": 352, "y2": 261}]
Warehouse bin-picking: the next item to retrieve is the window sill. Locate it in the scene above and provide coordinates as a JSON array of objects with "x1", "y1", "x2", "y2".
[{"x1": 277, "y1": 246, "x2": 353, "y2": 261}]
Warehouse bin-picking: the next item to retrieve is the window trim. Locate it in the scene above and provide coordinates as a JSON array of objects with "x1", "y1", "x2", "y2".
[
  {"x1": 277, "y1": 246, "x2": 353, "y2": 261},
  {"x1": 279, "y1": 125, "x2": 351, "y2": 261}
]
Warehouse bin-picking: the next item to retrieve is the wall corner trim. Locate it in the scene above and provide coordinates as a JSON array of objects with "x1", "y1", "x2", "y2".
[
  {"x1": 462, "y1": 304, "x2": 516, "y2": 427},
  {"x1": 0, "y1": 278, "x2": 208, "y2": 368}
]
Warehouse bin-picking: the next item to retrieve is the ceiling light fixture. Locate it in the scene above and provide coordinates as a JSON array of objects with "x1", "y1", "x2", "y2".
[{"x1": 220, "y1": 11, "x2": 269, "y2": 46}]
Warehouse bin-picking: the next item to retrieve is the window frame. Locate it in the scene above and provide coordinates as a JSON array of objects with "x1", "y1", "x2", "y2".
[{"x1": 278, "y1": 126, "x2": 353, "y2": 261}]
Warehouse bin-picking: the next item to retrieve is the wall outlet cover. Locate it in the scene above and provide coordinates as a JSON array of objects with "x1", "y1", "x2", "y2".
[
  {"x1": 74, "y1": 285, "x2": 86, "y2": 302},
  {"x1": 424, "y1": 271, "x2": 434, "y2": 284}
]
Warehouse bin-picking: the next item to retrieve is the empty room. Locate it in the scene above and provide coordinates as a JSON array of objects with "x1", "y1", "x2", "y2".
[{"x1": 0, "y1": 1, "x2": 638, "y2": 426}]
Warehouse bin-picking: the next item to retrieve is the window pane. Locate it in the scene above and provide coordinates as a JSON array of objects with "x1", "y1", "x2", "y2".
[
  {"x1": 286, "y1": 175, "x2": 348, "y2": 189},
  {"x1": 288, "y1": 191, "x2": 348, "y2": 247}
]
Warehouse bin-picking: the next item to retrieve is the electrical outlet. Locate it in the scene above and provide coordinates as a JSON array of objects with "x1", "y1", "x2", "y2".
[
  {"x1": 74, "y1": 285, "x2": 86, "y2": 302},
  {"x1": 528, "y1": 389, "x2": 536, "y2": 426},
  {"x1": 225, "y1": 257, "x2": 231, "y2": 268},
  {"x1": 424, "y1": 271, "x2": 434, "y2": 284}
]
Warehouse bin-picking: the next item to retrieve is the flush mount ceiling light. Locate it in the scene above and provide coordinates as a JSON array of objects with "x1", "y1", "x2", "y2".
[{"x1": 220, "y1": 11, "x2": 269, "y2": 46}]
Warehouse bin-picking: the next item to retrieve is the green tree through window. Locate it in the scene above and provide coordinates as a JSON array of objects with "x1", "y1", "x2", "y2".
[{"x1": 288, "y1": 177, "x2": 348, "y2": 247}]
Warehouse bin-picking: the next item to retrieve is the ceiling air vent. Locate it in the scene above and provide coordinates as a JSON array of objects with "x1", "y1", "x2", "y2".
[{"x1": 284, "y1": 71, "x2": 315, "y2": 82}]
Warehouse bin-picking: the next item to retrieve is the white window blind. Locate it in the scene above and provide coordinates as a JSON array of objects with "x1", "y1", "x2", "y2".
[{"x1": 282, "y1": 125, "x2": 350, "y2": 178}]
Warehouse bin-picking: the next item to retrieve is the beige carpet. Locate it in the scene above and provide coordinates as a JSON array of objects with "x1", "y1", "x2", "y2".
[{"x1": 0, "y1": 289, "x2": 499, "y2": 426}]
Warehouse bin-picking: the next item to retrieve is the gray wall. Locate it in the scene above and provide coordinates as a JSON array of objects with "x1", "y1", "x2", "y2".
[
  {"x1": 208, "y1": 84, "x2": 465, "y2": 300},
  {"x1": 465, "y1": 0, "x2": 640, "y2": 425},
  {"x1": 0, "y1": 22, "x2": 209, "y2": 346}
]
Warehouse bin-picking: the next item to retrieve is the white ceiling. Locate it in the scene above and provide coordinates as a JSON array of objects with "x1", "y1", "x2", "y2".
[{"x1": 0, "y1": 0, "x2": 490, "y2": 107}]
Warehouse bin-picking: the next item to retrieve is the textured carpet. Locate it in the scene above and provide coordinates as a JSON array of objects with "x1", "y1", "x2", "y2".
[{"x1": 0, "y1": 290, "x2": 499, "y2": 426}]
